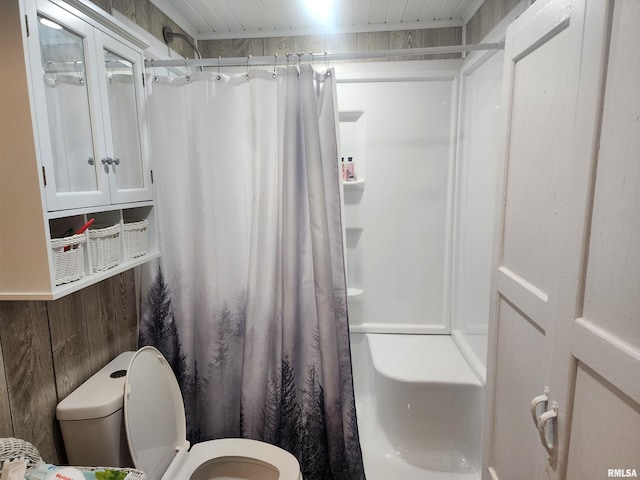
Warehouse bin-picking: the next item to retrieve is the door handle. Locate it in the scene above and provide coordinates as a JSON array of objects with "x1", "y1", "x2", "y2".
[
  {"x1": 537, "y1": 401, "x2": 558, "y2": 458},
  {"x1": 530, "y1": 386, "x2": 549, "y2": 427}
]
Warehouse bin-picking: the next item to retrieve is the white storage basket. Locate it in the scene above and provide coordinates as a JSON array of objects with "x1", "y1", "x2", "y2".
[
  {"x1": 50, "y1": 234, "x2": 86, "y2": 285},
  {"x1": 88, "y1": 224, "x2": 121, "y2": 272},
  {"x1": 123, "y1": 219, "x2": 149, "y2": 260}
]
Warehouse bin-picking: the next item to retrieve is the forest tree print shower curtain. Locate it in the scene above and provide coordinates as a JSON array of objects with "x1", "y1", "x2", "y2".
[{"x1": 139, "y1": 63, "x2": 366, "y2": 480}]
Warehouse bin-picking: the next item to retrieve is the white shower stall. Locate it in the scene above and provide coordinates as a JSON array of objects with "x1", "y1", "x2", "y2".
[{"x1": 334, "y1": 9, "x2": 520, "y2": 478}]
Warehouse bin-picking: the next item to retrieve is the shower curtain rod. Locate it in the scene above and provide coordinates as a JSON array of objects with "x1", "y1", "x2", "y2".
[{"x1": 145, "y1": 41, "x2": 504, "y2": 69}]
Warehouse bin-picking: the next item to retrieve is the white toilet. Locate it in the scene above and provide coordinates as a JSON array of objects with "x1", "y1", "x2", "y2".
[{"x1": 56, "y1": 347, "x2": 302, "y2": 480}]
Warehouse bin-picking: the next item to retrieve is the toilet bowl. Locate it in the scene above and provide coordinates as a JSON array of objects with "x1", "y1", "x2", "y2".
[{"x1": 56, "y1": 347, "x2": 302, "y2": 480}]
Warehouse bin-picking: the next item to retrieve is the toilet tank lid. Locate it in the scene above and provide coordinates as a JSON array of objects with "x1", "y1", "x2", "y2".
[{"x1": 56, "y1": 351, "x2": 136, "y2": 421}]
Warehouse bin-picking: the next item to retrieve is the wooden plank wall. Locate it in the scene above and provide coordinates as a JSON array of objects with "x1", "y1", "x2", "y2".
[
  {"x1": 466, "y1": 0, "x2": 524, "y2": 45},
  {"x1": 200, "y1": 27, "x2": 464, "y2": 62},
  {"x1": 0, "y1": 271, "x2": 137, "y2": 465},
  {"x1": 87, "y1": 0, "x2": 195, "y2": 59}
]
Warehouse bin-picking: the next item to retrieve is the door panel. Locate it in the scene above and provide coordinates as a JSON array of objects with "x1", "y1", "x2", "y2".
[
  {"x1": 565, "y1": 365, "x2": 640, "y2": 479},
  {"x1": 563, "y1": 1, "x2": 640, "y2": 472},
  {"x1": 501, "y1": 26, "x2": 577, "y2": 297},
  {"x1": 581, "y1": 0, "x2": 640, "y2": 350},
  {"x1": 484, "y1": 0, "x2": 587, "y2": 478},
  {"x1": 491, "y1": 298, "x2": 547, "y2": 479}
]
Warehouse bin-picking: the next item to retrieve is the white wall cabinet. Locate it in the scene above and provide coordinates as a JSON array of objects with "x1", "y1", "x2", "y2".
[
  {"x1": 0, "y1": 0, "x2": 159, "y2": 300},
  {"x1": 27, "y1": 0, "x2": 153, "y2": 211}
]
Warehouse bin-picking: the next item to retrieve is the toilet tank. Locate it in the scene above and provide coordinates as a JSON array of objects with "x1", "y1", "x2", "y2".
[{"x1": 56, "y1": 351, "x2": 136, "y2": 467}]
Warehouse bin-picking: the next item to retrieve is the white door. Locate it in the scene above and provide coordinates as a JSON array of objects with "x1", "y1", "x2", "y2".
[
  {"x1": 484, "y1": 0, "x2": 640, "y2": 479},
  {"x1": 27, "y1": 0, "x2": 112, "y2": 211},
  {"x1": 98, "y1": 31, "x2": 154, "y2": 204}
]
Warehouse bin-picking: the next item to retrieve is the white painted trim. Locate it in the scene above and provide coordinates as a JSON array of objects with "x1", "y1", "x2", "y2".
[
  {"x1": 452, "y1": 329, "x2": 487, "y2": 384},
  {"x1": 573, "y1": 317, "x2": 640, "y2": 405},
  {"x1": 47, "y1": 0, "x2": 149, "y2": 48},
  {"x1": 461, "y1": 0, "x2": 527, "y2": 75},
  {"x1": 349, "y1": 324, "x2": 449, "y2": 334},
  {"x1": 443, "y1": 72, "x2": 460, "y2": 336},
  {"x1": 508, "y1": 0, "x2": 572, "y2": 62},
  {"x1": 496, "y1": 267, "x2": 549, "y2": 332}
]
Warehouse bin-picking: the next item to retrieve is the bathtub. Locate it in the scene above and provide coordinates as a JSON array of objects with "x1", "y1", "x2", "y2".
[{"x1": 351, "y1": 333, "x2": 483, "y2": 480}]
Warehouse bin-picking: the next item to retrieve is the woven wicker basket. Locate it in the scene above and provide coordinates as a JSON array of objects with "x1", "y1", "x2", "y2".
[
  {"x1": 50, "y1": 234, "x2": 86, "y2": 285},
  {"x1": 88, "y1": 224, "x2": 121, "y2": 272},
  {"x1": 0, "y1": 437, "x2": 43, "y2": 474},
  {"x1": 0, "y1": 438, "x2": 147, "y2": 480},
  {"x1": 123, "y1": 220, "x2": 149, "y2": 260}
]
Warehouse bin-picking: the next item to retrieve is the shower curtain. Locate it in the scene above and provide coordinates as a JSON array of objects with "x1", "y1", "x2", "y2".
[{"x1": 139, "y1": 64, "x2": 366, "y2": 480}]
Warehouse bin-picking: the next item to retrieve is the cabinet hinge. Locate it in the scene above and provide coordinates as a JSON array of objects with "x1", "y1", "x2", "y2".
[
  {"x1": 42, "y1": 166, "x2": 47, "y2": 186},
  {"x1": 150, "y1": 170, "x2": 154, "y2": 184},
  {"x1": 25, "y1": 15, "x2": 30, "y2": 37}
]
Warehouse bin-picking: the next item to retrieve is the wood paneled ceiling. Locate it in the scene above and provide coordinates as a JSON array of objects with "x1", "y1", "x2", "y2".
[{"x1": 150, "y1": 0, "x2": 485, "y2": 40}]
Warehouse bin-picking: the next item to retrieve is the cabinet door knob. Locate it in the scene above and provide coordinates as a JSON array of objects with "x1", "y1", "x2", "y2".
[
  {"x1": 101, "y1": 157, "x2": 114, "y2": 165},
  {"x1": 87, "y1": 157, "x2": 95, "y2": 166},
  {"x1": 113, "y1": 157, "x2": 120, "y2": 165}
]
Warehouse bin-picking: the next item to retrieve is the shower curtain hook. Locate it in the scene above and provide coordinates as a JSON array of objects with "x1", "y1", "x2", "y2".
[
  {"x1": 217, "y1": 56, "x2": 221, "y2": 80},
  {"x1": 185, "y1": 58, "x2": 191, "y2": 81},
  {"x1": 46, "y1": 60, "x2": 58, "y2": 85},
  {"x1": 325, "y1": 52, "x2": 331, "y2": 76},
  {"x1": 246, "y1": 55, "x2": 251, "y2": 79},
  {"x1": 74, "y1": 60, "x2": 85, "y2": 84},
  {"x1": 273, "y1": 53, "x2": 277, "y2": 78},
  {"x1": 151, "y1": 58, "x2": 159, "y2": 83}
]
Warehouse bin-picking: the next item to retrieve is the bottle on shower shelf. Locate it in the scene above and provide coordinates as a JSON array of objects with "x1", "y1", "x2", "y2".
[
  {"x1": 341, "y1": 157, "x2": 346, "y2": 181},
  {"x1": 346, "y1": 156, "x2": 357, "y2": 181}
]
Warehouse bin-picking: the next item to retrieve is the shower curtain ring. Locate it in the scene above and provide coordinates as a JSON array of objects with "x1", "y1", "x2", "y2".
[
  {"x1": 273, "y1": 54, "x2": 277, "y2": 78},
  {"x1": 185, "y1": 58, "x2": 191, "y2": 81},
  {"x1": 217, "y1": 56, "x2": 221, "y2": 80},
  {"x1": 246, "y1": 55, "x2": 251, "y2": 79},
  {"x1": 325, "y1": 52, "x2": 331, "y2": 76},
  {"x1": 46, "y1": 60, "x2": 58, "y2": 85},
  {"x1": 74, "y1": 60, "x2": 84, "y2": 84},
  {"x1": 151, "y1": 58, "x2": 159, "y2": 83}
]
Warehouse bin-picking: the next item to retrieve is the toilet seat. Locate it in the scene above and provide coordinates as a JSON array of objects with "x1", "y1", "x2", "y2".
[
  {"x1": 124, "y1": 347, "x2": 301, "y2": 480},
  {"x1": 172, "y1": 438, "x2": 300, "y2": 480}
]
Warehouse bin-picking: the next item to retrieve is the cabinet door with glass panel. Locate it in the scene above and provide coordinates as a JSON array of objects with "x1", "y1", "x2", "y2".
[
  {"x1": 29, "y1": 0, "x2": 152, "y2": 211},
  {"x1": 97, "y1": 31, "x2": 152, "y2": 204}
]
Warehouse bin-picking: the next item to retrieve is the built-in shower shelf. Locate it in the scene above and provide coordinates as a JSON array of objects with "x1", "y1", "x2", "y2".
[
  {"x1": 348, "y1": 287, "x2": 364, "y2": 298},
  {"x1": 344, "y1": 179, "x2": 365, "y2": 190}
]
